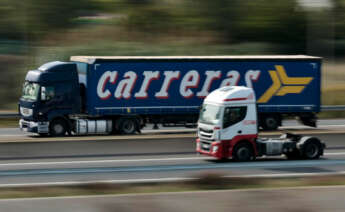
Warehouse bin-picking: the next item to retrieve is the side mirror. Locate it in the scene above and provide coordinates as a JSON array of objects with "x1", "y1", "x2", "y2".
[{"x1": 41, "y1": 86, "x2": 46, "y2": 101}]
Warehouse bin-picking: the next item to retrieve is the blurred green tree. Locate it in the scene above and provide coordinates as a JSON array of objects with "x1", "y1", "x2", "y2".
[
  {"x1": 187, "y1": 0, "x2": 307, "y2": 52},
  {"x1": 22, "y1": 0, "x2": 99, "y2": 40},
  {"x1": 333, "y1": 0, "x2": 345, "y2": 55},
  {"x1": 236, "y1": 0, "x2": 307, "y2": 52},
  {"x1": 0, "y1": 1, "x2": 23, "y2": 40},
  {"x1": 122, "y1": 0, "x2": 179, "y2": 33},
  {"x1": 0, "y1": 0, "x2": 99, "y2": 41}
]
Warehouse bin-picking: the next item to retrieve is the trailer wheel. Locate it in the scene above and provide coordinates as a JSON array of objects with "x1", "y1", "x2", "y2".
[
  {"x1": 233, "y1": 143, "x2": 254, "y2": 162},
  {"x1": 119, "y1": 118, "x2": 137, "y2": 134},
  {"x1": 302, "y1": 140, "x2": 322, "y2": 159},
  {"x1": 49, "y1": 119, "x2": 67, "y2": 137},
  {"x1": 261, "y1": 115, "x2": 280, "y2": 131}
]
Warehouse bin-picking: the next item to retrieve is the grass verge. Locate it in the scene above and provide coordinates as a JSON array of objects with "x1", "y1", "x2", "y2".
[
  {"x1": 0, "y1": 118, "x2": 19, "y2": 128},
  {"x1": 1, "y1": 174, "x2": 345, "y2": 199},
  {"x1": 320, "y1": 86, "x2": 345, "y2": 118}
]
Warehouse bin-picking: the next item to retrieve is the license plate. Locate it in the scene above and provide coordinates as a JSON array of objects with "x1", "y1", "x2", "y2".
[{"x1": 202, "y1": 144, "x2": 209, "y2": 148}]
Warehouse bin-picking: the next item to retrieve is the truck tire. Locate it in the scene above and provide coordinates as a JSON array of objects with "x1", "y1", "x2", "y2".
[
  {"x1": 261, "y1": 115, "x2": 280, "y2": 131},
  {"x1": 49, "y1": 119, "x2": 67, "y2": 137},
  {"x1": 302, "y1": 140, "x2": 322, "y2": 159},
  {"x1": 233, "y1": 143, "x2": 254, "y2": 162},
  {"x1": 298, "y1": 113, "x2": 317, "y2": 127},
  {"x1": 119, "y1": 118, "x2": 137, "y2": 134}
]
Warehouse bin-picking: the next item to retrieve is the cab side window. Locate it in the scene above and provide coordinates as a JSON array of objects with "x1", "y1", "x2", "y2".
[
  {"x1": 42, "y1": 86, "x2": 55, "y2": 101},
  {"x1": 223, "y1": 106, "x2": 247, "y2": 128}
]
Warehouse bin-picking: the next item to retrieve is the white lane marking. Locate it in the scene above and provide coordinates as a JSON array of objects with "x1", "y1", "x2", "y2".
[
  {"x1": 226, "y1": 171, "x2": 345, "y2": 178},
  {"x1": 0, "y1": 152, "x2": 343, "y2": 167},
  {"x1": 325, "y1": 152, "x2": 345, "y2": 156},
  {"x1": 0, "y1": 148, "x2": 341, "y2": 167},
  {"x1": 0, "y1": 156, "x2": 213, "y2": 167},
  {"x1": 2, "y1": 124, "x2": 345, "y2": 137},
  {"x1": 0, "y1": 177, "x2": 197, "y2": 188},
  {"x1": 0, "y1": 134, "x2": 31, "y2": 137},
  {"x1": 312, "y1": 124, "x2": 345, "y2": 127},
  {"x1": 282, "y1": 124, "x2": 345, "y2": 128}
]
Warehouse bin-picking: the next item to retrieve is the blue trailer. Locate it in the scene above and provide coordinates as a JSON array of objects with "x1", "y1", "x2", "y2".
[{"x1": 19, "y1": 56, "x2": 321, "y2": 136}]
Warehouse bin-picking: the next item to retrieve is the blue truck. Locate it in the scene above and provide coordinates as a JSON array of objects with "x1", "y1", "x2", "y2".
[{"x1": 19, "y1": 56, "x2": 321, "y2": 136}]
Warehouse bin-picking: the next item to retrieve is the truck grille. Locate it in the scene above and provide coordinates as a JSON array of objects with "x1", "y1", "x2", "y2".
[
  {"x1": 200, "y1": 133, "x2": 212, "y2": 138},
  {"x1": 199, "y1": 127, "x2": 213, "y2": 134},
  {"x1": 199, "y1": 127, "x2": 214, "y2": 140},
  {"x1": 200, "y1": 140, "x2": 211, "y2": 152}
]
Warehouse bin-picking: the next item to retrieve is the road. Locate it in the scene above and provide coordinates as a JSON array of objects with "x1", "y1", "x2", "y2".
[
  {"x1": 0, "y1": 131, "x2": 344, "y2": 186},
  {"x1": 1, "y1": 119, "x2": 345, "y2": 139},
  {"x1": 1, "y1": 186, "x2": 345, "y2": 211},
  {"x1": 0, "y1": 119, "x2": 343, "y2": 186}
]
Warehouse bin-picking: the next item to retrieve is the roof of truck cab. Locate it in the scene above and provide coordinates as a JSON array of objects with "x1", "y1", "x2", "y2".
[
  {"x1": 38, "y1": 61, "x2": 76, "y2": 72},
  {"x1": 70, "y1": 55, "x2": 322, "y2": 64},
  {"x1": 204, "y1": 86, "x2": 256, "y2": 105}
]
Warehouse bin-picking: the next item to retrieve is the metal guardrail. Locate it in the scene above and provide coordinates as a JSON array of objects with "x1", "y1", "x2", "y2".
[
  {"x1": 0, "y1": 105, "x2": 344, "y2": 119},
  {"x1": 0, "y1": 112, "x2": 20, "y2": 118},
  {"x1": 321, "y1": 105, "x2": 345, "y2": 112}
]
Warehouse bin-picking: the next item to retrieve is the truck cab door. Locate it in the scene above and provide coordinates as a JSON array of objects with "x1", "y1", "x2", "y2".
[
  {"x1": 221, "y1": 106, "x2": 248, "y2": 140},
  {"x1": 40, "y1": 86, "x2": 56, "y2": 111},
  {"x1": 41, "y1": 84, "x2": 71, "y2": 110}
]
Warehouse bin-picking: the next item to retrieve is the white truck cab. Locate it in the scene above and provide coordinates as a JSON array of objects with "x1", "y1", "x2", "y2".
[{"x1": 196, "y1": 86, "x2": 325, "y2": 161}]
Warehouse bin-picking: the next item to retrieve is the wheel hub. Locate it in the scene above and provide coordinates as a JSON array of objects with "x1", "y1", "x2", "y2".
[
  {"x1": 53, "y1": 124, "x2": 64, "y2": 134},
  {"x1": 306, "y1": 144, "x2": 318, "y2": 158},
  {"x1": 238, "y1": 147, "x2": 250, "y2": 160}
]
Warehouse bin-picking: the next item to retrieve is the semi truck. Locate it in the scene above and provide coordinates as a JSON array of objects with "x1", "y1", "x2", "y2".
[
  {"x1": 196, "y1": 86, "x2": 325, "y2": 161},
  {"x1": 19, "y1": 55, "x2": 321, "y2": 136}
]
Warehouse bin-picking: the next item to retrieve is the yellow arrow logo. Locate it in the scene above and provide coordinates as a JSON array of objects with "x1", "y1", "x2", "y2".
[{"x1": 257, "y1": 65, "x2": 313, "y2": 103}]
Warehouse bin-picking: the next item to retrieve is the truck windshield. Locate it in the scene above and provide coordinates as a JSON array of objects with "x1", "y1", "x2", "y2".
[
  {"x1": 22, "y1": 82, "x2": 40, "y2": 101},
  {"x1": 199, "y1": 104, "x2": 221, "y2": 124}
]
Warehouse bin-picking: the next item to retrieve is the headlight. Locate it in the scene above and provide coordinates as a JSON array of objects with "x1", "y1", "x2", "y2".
[
  {"x1": 212, "y1": 145, "x2": 219, "y2": 153},
  {"x1": 20, "y1": 107, "x2": 33, "y2": 117}
]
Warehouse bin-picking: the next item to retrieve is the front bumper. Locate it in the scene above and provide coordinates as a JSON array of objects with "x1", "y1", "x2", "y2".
[
  {"x1": 196, "y1": 138, "x2": 224, "y2": 159},
  {"x1": 19, "y1": 119, "x2": 49, "y2": 134}
]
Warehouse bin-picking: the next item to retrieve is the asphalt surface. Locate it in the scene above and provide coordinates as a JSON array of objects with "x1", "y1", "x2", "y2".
[
  {"x1": 0, "y1": 119, "x2": 343, "y2": 186},
  {"x1": 1, "y1": 186, "x2": 345, "y2": 211},
  {"x1": 0, "y1": 132, "x2": 343, "y2": 186}
]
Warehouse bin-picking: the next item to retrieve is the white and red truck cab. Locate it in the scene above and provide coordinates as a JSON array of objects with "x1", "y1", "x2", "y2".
[{"x1": 196, "y1": 86, "x2": 325, "y2": 161}]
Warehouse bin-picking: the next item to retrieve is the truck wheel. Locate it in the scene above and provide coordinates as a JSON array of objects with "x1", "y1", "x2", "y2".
[
  {"x1": 233, "y1": 143, "x2": 254, "y2": 162},
  {"x1": 120, "y1": 118, "x2": 137, "y2": 134},
  {"x1": 49, "y1": 119, "x2": 67, "y2": 137},
  {"x1": 261, "y1": 115, "x2": 280, "y2": 131},
  {"x1": 303, "y1": 141, "x2": 322, "y2": 159}
]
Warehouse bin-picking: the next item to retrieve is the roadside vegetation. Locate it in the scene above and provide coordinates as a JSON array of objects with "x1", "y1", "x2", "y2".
[
  {"x1": 1, "y1": 0, "x2": 345, "y2": 114},
  {"x1": 1, "y1": 174, "x2": 345, "y2": 199}
]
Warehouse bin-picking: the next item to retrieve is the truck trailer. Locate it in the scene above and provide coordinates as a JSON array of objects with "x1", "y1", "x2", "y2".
[
  {"x1": 196, "y1": 86, "x2": 325, "y2": 161},
  {"x1": 19, "y1": 55, "x2": 321, "y2": 136}
]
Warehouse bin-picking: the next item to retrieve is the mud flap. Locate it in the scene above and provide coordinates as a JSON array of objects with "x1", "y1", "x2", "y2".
[{"x1": 298, "y1": 113, "x2": 317, "y2": 127}]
